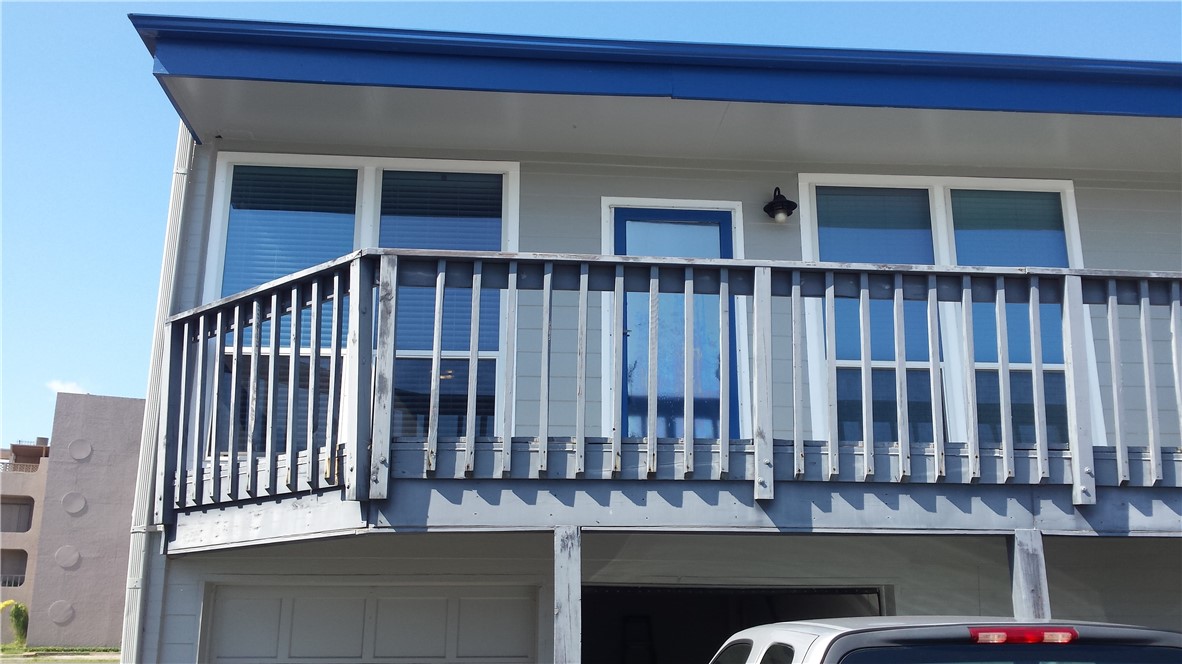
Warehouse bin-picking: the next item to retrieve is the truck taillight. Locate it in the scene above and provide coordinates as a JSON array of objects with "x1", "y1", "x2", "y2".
[{"x1": 969, "y1": 626, "x2": 1078, "y2": 644}]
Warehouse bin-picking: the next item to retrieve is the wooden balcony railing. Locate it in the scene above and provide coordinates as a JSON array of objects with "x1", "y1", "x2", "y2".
[{"x1": 157, "y1": 250, "x2": 1182, "y2": 515}]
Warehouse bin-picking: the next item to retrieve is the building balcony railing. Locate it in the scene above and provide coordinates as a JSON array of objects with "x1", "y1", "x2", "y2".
[
  {"x1": 0, "y1": 462, "x2": 41, "y2": 474},
  {"x1": 156, "y1": 249, "x2": 1182, "y2": 516}
]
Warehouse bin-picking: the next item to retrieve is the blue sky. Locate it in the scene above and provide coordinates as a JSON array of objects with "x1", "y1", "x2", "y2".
[{"x1": 1, "y1": 0, "x2": 1180, "y2": 446}]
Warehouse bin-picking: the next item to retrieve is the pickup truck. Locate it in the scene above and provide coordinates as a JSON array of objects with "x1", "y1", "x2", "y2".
[{"x1": 709, "y1": 616, "x2": 1182, "y2": 664}]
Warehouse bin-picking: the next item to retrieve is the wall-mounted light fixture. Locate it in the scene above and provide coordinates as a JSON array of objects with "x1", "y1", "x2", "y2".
[{"x1": 762, "y1": 187, "x2": 798, "y2": 223}]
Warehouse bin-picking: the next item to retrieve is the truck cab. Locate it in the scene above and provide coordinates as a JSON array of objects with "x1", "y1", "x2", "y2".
[{"x1": 710, "y1": 617, "x2": 1182, "y2": 664}]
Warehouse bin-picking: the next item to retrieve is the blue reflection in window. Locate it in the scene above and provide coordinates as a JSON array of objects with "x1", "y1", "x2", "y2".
[
  {"x1": 817, "y1": 187, "x2": 934, "y2": 265},
  {"x1": 390, "y1": 358, "x2": 497, "y2": 438},
  {"x1": 835, "y1": 368, "x2": 937, "y2": 443},
  {"x1": 223, "y1": 166, "x2": 357, "y2": 349},
  {"x1": 970, "y1": 301, "x2": 1064, "y2": 365},
  {"x1": 832, "y1": 298, "x2": 931, "y2": 362},
  {"x1": 618, "y1": 210, "x2": 735, "y2": 439},
  {"x1": 380, "y1": 172, "x2": 503, "y2": 353},
  {"x1": 222, "y1": 166, "x2": 357, "y2": 297},
  {"x1": 975, "y1": 370, "x2": 1069, "y2": 448},
  {"x1": 951, "y1": 190, "x2": 1067, "y2": 268}
]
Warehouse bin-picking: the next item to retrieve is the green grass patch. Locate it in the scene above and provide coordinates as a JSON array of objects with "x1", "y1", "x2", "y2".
[
  {"x1": 23, "y1": 647, "x2": 119, "y2": 653},
  {"x1": 1, "y1": 644, "x2": 121, "y2": 655}
]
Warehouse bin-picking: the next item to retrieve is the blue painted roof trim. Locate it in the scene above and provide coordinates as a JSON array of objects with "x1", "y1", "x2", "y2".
[{"x1": 131, "y1": 14, "x2": 1182, "y2": 118}]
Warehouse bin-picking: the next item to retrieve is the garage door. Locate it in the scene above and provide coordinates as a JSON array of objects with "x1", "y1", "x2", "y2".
[{"x1": 206, "y1": 584, "x2": 537, "y2": 663}]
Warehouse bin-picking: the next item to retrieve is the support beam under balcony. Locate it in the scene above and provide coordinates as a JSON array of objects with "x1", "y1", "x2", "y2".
[
  {"x1": 1008, "y1": 528, "x2": 1051, "y2": 620},
  {"x1": 554, "y1": 525, "x2": 582, "y2": 664}
]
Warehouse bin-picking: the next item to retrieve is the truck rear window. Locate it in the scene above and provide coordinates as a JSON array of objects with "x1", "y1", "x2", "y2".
[{"x1": 839, "y1": 644, "x2": 1180, "y2": 663}]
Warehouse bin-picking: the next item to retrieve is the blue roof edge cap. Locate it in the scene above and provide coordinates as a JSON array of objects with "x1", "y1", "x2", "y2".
[{"x1": 130, "y1": 13, "x2": 1182, "y2": 118}]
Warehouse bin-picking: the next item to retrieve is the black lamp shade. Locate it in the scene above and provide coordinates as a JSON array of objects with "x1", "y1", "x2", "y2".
[{"x1": 763, "y1": 187, "x2": 798, "y2": 221}]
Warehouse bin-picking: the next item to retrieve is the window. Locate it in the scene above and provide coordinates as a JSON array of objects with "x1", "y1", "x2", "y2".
[
  {"x1": 800, "y1": 175, "x2": 1102, "y2": 449},
  {"x1": 220, "y1": 165, "x2": 357, "y2": 298},
  {"x1": 205, "y1": 154, "x2": 519, "y2": 441},
  {"x1": 711, "y1": 641, "x2": 753, "y2": 664},
  {"x1": 760, "y1": 643, "x2": 796, "y2": 664},
  {"x1": 207, "y1": 154, "x2": 519, "y2": 299},
  {"x1": 380, "y1": 171, "x2": 503, "y2": 438},
  {"x1": 0, "y1": 497, "x2": 34, "y2": 533},
  {"x1": 1, "y1": 549, "x2": 27, "y2": 587}
]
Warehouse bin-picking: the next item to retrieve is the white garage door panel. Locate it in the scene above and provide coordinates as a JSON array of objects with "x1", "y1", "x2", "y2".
[
  {"x1": 457, "y1": 598, "x2": 534, "y2": 658},
  {"x1": 290, "y1": 597, "x2": 367, "y2": 658},
  {"x1": 212, "y1": 597, "x2": 282, "y2": 659},
  {"x1": 374, "y1": 598, "x2": 449, "y2": 658},
  {"x1": 208, "y1": 585, "x2": 536, "y2": 663}
]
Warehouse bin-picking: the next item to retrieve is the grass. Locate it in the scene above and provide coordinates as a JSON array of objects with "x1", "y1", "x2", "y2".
[
  {"x1": 7, "y1": 647, "x2": 118, "y2": 653},
  {"x1": 0, "y1": 644, "x2": 120, "y2": 661}
]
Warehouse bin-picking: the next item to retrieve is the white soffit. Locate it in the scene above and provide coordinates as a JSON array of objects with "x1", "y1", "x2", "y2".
[{"x1": 165, "y1": 77, "x2": 1182, "y2": 174}]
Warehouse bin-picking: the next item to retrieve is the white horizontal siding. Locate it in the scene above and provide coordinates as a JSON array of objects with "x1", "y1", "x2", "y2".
[{"x1": 1075, "y1": 185, "x2": 1181, "y2": 272}]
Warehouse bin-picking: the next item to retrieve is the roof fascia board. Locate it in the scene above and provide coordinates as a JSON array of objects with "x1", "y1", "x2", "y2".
[{"x1": 131, "y1": 14, "x2": 1182, "y2": 118}]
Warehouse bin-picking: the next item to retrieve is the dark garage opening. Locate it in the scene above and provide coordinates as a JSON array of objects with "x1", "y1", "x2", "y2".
[{"x1": 582, "y1": 585, "x2": 884, "y2": 664}]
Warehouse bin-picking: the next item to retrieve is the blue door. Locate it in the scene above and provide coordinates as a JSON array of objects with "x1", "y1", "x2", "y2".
[{"x1": 614, "y1": 207, "x2": 739, "y2": 440}]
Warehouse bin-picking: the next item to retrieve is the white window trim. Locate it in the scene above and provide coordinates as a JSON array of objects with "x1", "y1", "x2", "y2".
[
  {"x1": 796, "y1": 173, "x2": 1106, "y2": 445},
  {"x1": 599, "y1": 197, "x2": 752, "y2": 439},
  {"x1": 204, "y1": 151, "x2": 521, "y2": 438}
]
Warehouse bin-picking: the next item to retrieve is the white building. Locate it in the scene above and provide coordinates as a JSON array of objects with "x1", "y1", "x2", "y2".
[{"x1": 123, "y1": 15, "x2": 1181, "y2": 663}]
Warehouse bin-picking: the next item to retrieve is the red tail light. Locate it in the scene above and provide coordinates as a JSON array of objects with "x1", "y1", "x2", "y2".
[{"x1": 970, "y1": 626, "x2": 1078, "y2": 644}]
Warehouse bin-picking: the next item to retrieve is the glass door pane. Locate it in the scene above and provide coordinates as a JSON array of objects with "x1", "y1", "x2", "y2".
[{"x1": 615, "y1": 207, "x2": 735, "y2": 439}]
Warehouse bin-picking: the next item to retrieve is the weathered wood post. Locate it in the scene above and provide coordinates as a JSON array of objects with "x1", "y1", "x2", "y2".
[
  {"x1": 554, "y1": 525, "x2": 582, "y2": 664},
  {"x1": 1009, "y1": 528, "x2": 1052, "y2": 620}
]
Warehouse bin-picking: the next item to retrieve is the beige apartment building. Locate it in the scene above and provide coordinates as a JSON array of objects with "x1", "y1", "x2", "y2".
[{"x1": 1, "y1": 394, "x2": 143, "y2": 647}]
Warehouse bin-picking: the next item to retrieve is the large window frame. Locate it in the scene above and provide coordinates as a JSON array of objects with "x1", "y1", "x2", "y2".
[
  {"x1": 796, "y1": 173, "x2": 1106, "y2": 446},
  {"x1": 203, "y1": 152, "x2": 521, "y2": 439},
  {"x1": 204, "y1": 152, "x2": 520, "y2": 300}
]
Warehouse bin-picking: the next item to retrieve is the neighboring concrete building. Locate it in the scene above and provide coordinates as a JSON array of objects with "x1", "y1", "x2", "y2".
[
  {"x1": 1, "y1": 394, "x2": 142, "y2": 647},
  {"x1": 26, "y1": 393, "x2": 144, "y2": 648},
  {"x1": 124, "y1": 15, "x2": 1181, "y2": 663},
  {"x1": 1, "y1": 438, "x2": 49, "y2": 644}
]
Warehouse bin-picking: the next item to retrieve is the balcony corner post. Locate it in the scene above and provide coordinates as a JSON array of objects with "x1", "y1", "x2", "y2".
[
  {"x1": 153, "y1": 321, "x2": 183, "y2": 526},
  {"x1": 369, "y1": 255, "x2": 399, "y2": 501},
  {"x1": 344, "y1": 256, "x2": 376, "y2": 502}
]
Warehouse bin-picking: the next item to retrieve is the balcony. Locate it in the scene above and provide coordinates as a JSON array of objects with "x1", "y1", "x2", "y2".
[{"x1": 156, "y1": 250, "x2": 1182, "y2": 520}]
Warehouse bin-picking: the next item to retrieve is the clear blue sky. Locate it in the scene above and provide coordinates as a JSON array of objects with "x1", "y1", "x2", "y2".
[{"x1": 2, "y1": 1, "x2": 1180, "y2": 446}]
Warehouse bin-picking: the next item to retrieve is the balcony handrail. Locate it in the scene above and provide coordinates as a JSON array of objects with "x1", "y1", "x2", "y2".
[
  {"x1": 157, "y1": 250, "x2": 1182, "y2": 517},
  {"x1": 168, "y1": 249, "x2": 1182, "y2": 323},
  {"x1": 358, "y1": 247, "x2": 1182, "y2": 280},
  {"x1": 167, "y1": 251, "x2": 364, "y2": 322}
]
